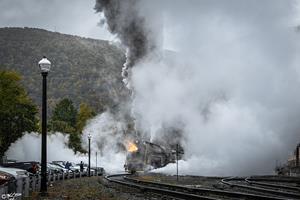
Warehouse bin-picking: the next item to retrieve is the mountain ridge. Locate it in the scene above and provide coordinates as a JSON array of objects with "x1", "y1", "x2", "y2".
[{"x1": 0, "y1": 27, "x2": 128, "y2": 114}]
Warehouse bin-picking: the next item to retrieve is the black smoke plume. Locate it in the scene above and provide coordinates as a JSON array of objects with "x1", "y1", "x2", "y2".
[
  {"x1": 95, "y1": 0, "x2": 184, "y2": 156},
  {"x1": 95, "y1": 0, "x2": 155, "y2": 87}
]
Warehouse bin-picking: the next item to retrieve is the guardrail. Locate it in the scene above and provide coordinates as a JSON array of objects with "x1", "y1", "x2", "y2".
[{"x1": 0, "y1": 171, "x2": 98, "y2": 199}]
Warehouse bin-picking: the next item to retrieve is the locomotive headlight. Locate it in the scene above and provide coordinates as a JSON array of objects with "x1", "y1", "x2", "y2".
[{"x1": 126, "y1": 141, "x2": 138, "y2": 152}]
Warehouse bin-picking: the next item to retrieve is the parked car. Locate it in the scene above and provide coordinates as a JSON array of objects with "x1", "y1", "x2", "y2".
[
  {"x1": 67, "y1": 162, "x2": 80, "y2": 173},
  {"x1": 51, "y1": 161, "x2": 66, "y2": 166},
  {"x1": 74, "y1": 163, "x2": 96, "y2": 173},
  {"x1": 47, "y1": 163, "x2": 61, "y2": 174},
  {"x1": 0, "y1": 169, "x2": 22, "y2": 193},
  {"x1": 0, "y1": 171, "x2": 14, "y2": 185},
  {"x1": 52, "y1": 161, "x2": 79, "y2": 172},
  {"x1": 2, "y1": 161, "x2": 39, "y2": 174},
  {"x1": 49, "y1": 163, "x2": 68, "y2": 173},
  {"x1": 0, "y1": 167, "x2": 29, "y2": 179},
  {"x1": 92, "y1": 167, "x2": 105, "y2": 175}
]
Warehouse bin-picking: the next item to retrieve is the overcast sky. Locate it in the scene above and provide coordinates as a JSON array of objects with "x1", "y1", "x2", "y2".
[{"x1": 0, "y1": 0, "x2": 113, "y2": 40}]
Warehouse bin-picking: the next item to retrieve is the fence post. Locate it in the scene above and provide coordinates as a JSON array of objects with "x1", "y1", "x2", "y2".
[
  {"x1": 16, "y1": 178, "x2": 23, "y2": 194},
  {"x1": 0, "y1": 186, "x2": 4, "y2": 196},
  {"x1": 24, "y1": 177, "x2": 29, "y2": 197},
  {"x1": 0, "y1": 185, "x2": 8, "y2": 196},
  {"x1": 48, "y1": 172, "x2": 50, "y2": 182},
  {"x1": 31, "y1": 176, "x2": 36, "y2": 192},
  {"x1": 36, "y1": 175, "x2": 39, "y2": 191},
  {"x1": 36, "y1": 175, "x2": 41, "y2": 191},
  {"x1": 53, "y1": 173, "x2": 56, "y2": 182}
]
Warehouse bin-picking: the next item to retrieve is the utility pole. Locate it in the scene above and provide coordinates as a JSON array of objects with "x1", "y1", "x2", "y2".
[
  {"x1": 96, "y1": 151, "x2": 97, "y2": 175},
  {"x1": 176, "y1": 144, "x2": 179, "y2": 181},
  {"x1": 174, "y1": 144, "x2": 184, "y2": 182},
  {"x1": 296, "y1": 144, "x2": 300, "y2": 167},
  {"x1": 88, "y1": 134, "x2": 91, "y2": 177}
]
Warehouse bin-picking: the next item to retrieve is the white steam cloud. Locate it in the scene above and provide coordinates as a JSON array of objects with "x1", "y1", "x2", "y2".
[
  {"x1": 118, "y1": 0, "x2": 300, "y2": 175},
  {"x1": 81, "y1": 112, "x2": 126, "y2": 172},
  {"x1": 6, "y1": 112, "x2": 127, "y2": 173},
  {"x1": 5, "y1": 132, "x2": 81, "y2": 163}
]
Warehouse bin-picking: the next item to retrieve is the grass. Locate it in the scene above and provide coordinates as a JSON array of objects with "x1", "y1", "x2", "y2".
[{"x1": 26, "y1": 176, "x2": 118, "y2": 200}]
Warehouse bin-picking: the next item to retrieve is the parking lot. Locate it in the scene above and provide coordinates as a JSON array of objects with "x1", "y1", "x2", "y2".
[{"x1": 0, "y1": 160, "x2": 104, "y2": 198}]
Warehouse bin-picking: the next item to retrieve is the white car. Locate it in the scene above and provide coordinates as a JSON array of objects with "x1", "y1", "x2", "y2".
[
  {"x1": 51, "y1": 163, "x2": 71, "y2": 173},
  {"x1": 0, "y1": 167, "x2": 29, "y2": 179},
  {"x1": 74, "y1": 163, "x2": 95, "y2": 173},
  {"x1": 52, "y1": 161, "x2": 79, "y2": 173},
  {"x1": 47, "y1": 163, "x2": 68, "y2": 173}
]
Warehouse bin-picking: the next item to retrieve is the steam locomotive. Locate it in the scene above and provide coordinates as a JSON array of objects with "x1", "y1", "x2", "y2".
[{"x1": 124, "y1": 141, "x2": 176, "y2": 173}]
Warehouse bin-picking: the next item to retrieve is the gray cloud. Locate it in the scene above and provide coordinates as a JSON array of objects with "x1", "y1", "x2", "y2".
[{"x1": 0, "y1": 0, "x2": 112, "y2": 40}]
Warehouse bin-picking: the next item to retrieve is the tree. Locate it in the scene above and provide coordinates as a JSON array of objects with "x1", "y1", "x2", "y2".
[
  {"x1": 68, "y1": 132, "x2": 85, "y2": 153},
  {"x1": 0, "y1": 70, "x2": 38, "y2": 157},
  {"x1": 49, "y1": 100, "x2": 96, "y2": 153},
  {"x1": 49, "y1": 98, "x2": 77, "y2": 133},
  {"x1": 48, "y1": 120, "x2": 75, "y2": 134},
  {"x1": 69, "y1": 102, "x2": 95, "y2": 153},
  {"x1": 76, "y1": 103, "x2": 96, "y2": 133}
]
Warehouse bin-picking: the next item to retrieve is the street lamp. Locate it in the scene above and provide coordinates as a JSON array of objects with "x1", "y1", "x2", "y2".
[
  {"x1": 96, "y1": 151, "x2": 98, "y2": 176},
  {"x1": 88, "y1": 134, "x2": 91, "y2": 177},
  {"x1": 38, "y1": 56, "x2": 51, "y2": 195}
]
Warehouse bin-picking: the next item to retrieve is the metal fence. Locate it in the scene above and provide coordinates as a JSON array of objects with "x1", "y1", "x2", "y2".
[{"x1": 0, "y1": 171, "x2": 96, "y2": 199}]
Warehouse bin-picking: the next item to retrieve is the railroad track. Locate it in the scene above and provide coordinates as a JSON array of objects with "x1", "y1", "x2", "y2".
[
  {"x1": 245, "y1": 177, "x2": 300, "y2": 193},
  {"x1": 222, "y1": 177, "x2": 300, "y2": 199},
  {"x1": 105, "y1": 174, "x2": 293, "y2": 199},
  {"x1": 105, "y1": 173, "x2": 217, "y2": 200}
]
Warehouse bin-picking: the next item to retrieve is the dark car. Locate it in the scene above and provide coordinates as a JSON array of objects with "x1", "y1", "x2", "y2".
[
  {"x1": 2, "y1": 161, "x2": 39, "y2": 174},
  {"x1": 91, "y1": 167, "x2": 105, "y2": 175},
  {"x1": 0, "y1": 170, "x2": 17, "y2": 193},
  {"x1": 0, "y1": 171, "x2": 14, "y2": 185}
]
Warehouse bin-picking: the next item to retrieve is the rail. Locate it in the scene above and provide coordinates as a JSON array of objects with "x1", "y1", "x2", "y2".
[
  {"x1": 105, "y1": 174, "x2": 293, "y2": 200},
  {"x1": 127, "y1": 176, "x2": 292, "y2": 200},
  {"x1": 245, "y1": 177, "x2": 300, "y2": 192},
  {"x1": 222, "y1": 177, "x2": 300, "y2": 199},
  {"x1": 105, "y1": 174, "x2": 217, "y2": 200}
]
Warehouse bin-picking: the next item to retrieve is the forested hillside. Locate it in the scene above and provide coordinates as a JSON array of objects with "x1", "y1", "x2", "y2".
[{"x1": 0, "y1": 27, "x2": 128, "y2": 114}]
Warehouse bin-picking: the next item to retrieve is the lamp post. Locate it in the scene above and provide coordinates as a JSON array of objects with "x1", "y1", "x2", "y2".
[
  {"x1": 96, "y1": 151, "x2": 97, "y2": 176},
  {"x1": 176, "y1": 144, "x2": 179, "y2": 182},
  {"x1": 38, "y1": 56, "x2": 51, "y2": 195},
  {"x1": 88, "y1": 134, "x2": 91, "y2": 177}
]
